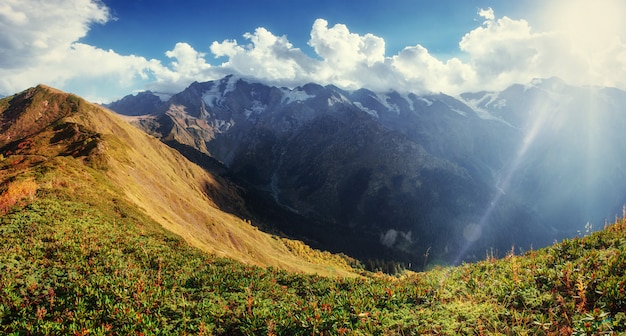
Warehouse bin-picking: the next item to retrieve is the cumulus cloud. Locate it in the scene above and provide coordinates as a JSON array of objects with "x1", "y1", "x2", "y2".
[
  {"x1": 187, "y1": 10, "x2": 626, "y2": 94},
  {"x1": 0, "y1": 0, "x2": 169, "y2": 101},
  {"x1": 459, "y1": 13, "x2": 553, "y2": 88},
  {"x1": 391, "y1": 45, "x2": 475, "y2": 92},
  {"x1": 2, "y1": 0, "x2": 626, "y2": 101},
  {"x1": 145, "y1": 42, "x2": 215, "y2": 92},
  {"x1": 207, "y1": 27, "x2": 318, "y2": 86},
  {"x1": 457, "y1": 3, "x2": 626, "y2": 90},
  {"x1": 309, "y1": 19, "x2": 385, "y2": 69},
  {"x1": 0, "y1": 0, "x2": 109, "y2": 68},
  {"x1": 478, "y1": 8, "x2": 495, "y2": 21}
]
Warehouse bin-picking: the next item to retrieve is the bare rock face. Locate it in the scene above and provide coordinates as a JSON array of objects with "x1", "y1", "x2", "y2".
[{"x1": 107, "y1": 75, "x2": 626, "y2": 268}]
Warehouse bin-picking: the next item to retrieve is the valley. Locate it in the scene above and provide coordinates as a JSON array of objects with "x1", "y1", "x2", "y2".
[{"x1": 108, "y1": 75, "x2": 626, "y2": 269}]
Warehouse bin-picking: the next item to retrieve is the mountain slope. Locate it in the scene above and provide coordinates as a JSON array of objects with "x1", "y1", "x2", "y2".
[
  {"x1": 109, "y1": 77, "x2": 556, "y2": 267},
  {"x1": 110, "y1": 76, "x2": 626, "y2": 269},
  {"x1": 0, "y1": 85, "x2": 357, "y2": 276},
  {"x1": 461, "y1": 78, "x2": 626, "y2": 235}
]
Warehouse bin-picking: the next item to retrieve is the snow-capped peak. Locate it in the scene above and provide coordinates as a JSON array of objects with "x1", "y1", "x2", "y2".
[
  {"x1": 458, "y1": 93, "x2": 508, "y2": 122},
  {"x1": 220, "y1": 74, "x2": 240, "y2": 94},
  {"x1": 201, "y1": 76, "x2": 242, "y2": 108}
]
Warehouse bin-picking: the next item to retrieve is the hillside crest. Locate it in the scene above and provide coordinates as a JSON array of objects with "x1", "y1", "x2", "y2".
[{"x1": 0, "y1": 85, "x2": 359, "y2": 276}]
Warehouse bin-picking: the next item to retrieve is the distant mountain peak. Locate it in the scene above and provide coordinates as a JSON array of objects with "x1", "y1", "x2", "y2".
[{"x1": 103, "y1": 90, "x2": 167, "y2": 116}]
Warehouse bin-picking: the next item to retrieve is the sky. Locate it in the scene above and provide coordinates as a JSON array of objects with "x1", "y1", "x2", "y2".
[{"x1": 1, "y1": 0, "x2": 626, "y2": 102}]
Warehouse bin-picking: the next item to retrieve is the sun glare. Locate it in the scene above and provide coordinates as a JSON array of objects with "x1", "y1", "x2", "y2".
[
  {"x1": 527, "y1": 0, "x2": 626, "y2": 88},
  {"x1": 538, "y1": 0, "x2": 625, "y2": 52}
]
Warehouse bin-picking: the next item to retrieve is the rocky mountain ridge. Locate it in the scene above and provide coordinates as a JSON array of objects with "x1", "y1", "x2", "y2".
[{"x1": 107, "y1": 76, "x2": 626, "y2": 267}]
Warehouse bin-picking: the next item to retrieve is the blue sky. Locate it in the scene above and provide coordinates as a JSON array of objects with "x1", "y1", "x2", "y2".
[
  {"x1": 1, "y1": 0, "x2": 625, "y2": 102},
  {"x1": 83, "y1": 0, "x2": 523, "y2": 61}
]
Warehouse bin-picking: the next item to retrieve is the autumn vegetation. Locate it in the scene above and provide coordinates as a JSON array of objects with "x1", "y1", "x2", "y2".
[{"x1": 1, "y1": 152, "x2": 625, "y2": 335}]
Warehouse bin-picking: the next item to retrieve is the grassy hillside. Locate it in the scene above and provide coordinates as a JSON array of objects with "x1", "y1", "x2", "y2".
[
  {"x1": 1, "y1": 86, "x2": 625, "y2": 334},
  {"x1": 1, "y1": 161, "x2": 625, "y2": 334},
  {"x1": 0, "y1": 85, "x2": 358, "y2": 277}
]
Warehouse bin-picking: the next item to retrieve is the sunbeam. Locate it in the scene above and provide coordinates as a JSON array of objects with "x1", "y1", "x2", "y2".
[
  {"x1": 454, "y1": 84, "x2": 564, "y2": 264},
  {"x1": 454, "y1": 76, "x2": 626, "y2": 265}
]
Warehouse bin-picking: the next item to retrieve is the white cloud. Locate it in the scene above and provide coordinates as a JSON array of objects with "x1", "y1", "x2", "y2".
[
  {"x1": 185, "y1": 10, "x2": 626, "y2": 95},
  {"x1": 209, "y1": 39, "x2": 243, "y2": 59},
  {"x1": 456, "y1": 2, "x2": 626, "y2": 91},
  {"x1": 207, "y1": 27, "x2": 319, "y2": 87},
  {"x1": 0, "y1": 0, "x2": 108, "y2": 68},
  {"x1": 458, "y1": 13, "x2": 552, "y2": 87},
  {"x1": 152, "y1": 42, "x2": 214, "y2": 88},
  {"x1": 165, "y1": 43, "x2": 212, "y2": 75},
  {"x1": 309, "y1": 19, "x2": 385, "y2": 69},
  {"x1": 478, "y1": 8, "x2": 495, "y2": 21},
  {"x1": 390, "y1": 45, "x2": 475, "y2": 92},
  {"x1": 0, "y1": 0, "x2": 167, "y2": 101},
  {"x1": 2, "y1": 0, "x2": 626, "y2": 102},
  {"x1": 308, "y1": 19, "x2": 390, "y2": 89},
  {"x1": 0, "y1": 42, "x2": 166, "y2": 102}
]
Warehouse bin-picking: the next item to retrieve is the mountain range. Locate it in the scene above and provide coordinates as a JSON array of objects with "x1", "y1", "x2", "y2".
[{"x1": 107, "y1": 75, "x2": 626, "y2": 267}]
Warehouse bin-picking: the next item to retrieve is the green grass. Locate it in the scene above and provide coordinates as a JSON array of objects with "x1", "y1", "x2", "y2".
[{"x1": 1, "y1": 156, "x2": 626, "y2": 334}]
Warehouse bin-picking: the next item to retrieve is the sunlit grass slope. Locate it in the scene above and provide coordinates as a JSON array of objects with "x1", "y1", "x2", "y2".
[
  {"x1": 0, "y1": 85, "x2": 357, "y2": 277},
  {"x1": 1, "y1": 165, "x2": 625, "y2": 334}
]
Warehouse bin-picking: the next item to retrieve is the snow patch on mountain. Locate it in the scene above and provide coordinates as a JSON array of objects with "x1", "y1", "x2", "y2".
[
  {"x1": 221, "y1": 75, "x2": 239, "y2": 95},
  {"x1": 403, "y1": 94, "x2": 415, "y2": 111},
  {"x1": 417, "y1": 97, "x2": 433, "y2": 107},
  {"x1": 201, "y1": 76, "x2": 242, "y2": 108},
  {"x1": 281, "y1": 88, "x2": 314, "y2": 104},
  {"x1": 374, "y1": 93, "x2": 400, "y2": 114},
  {"x1": 353, "y1": 102, "x2": 379, "y2": 118},
  {"x1": 201, "y1": 84, "x2": 223, "y2": 108},
  {"x1": 244, "y1": 100, "x2": 267, "y2": 119},
  {"x1": 451, "y1": 108, "x2": 468, "y2": 117},
  {"x1": 459, "y1": 94, "x2": 507, "y2": 122},
  {"x1": 327, "y1": 92, "x2": 350, "y2": 106},
  {"x1": 492, "y1": 98, "x2": 507, "y2": 109},
  {"x1": 478, "y1": 92, "x2": 507, "y2": 110}
]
